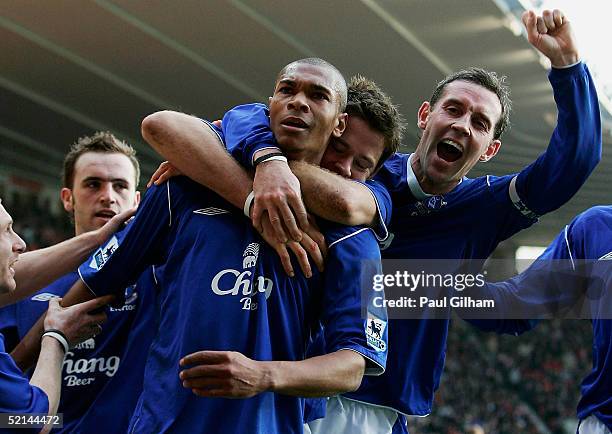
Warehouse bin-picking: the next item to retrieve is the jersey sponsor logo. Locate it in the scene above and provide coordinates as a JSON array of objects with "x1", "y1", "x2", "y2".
[
  {"x1": 63, "y1": 353, "x2": 120, "y2": 387},
  {"x1": 598, "y1": 251, "x2": 612, "y2": 261},
  {"x1": 30, "y1": 292, "x2": 61, "y2": 302},
  {"x1": 193, "y1": 207, "x2": 230, "y2": 216},
  {"x1": 211, "y1": 243, "x2": 273, "y2": 310},
  {"x1": 89, "y1": 235, "x2": 119, "y2": 270},
  {"x1": 365, "y1": 315, "x2": 387, "y2": 352}
]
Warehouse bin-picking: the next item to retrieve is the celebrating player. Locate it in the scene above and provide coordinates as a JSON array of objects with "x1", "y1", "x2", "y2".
[
  {"x1": 6, "y1": 133, "x2": 157, "y2": 433},
  {"x1": 147, "y1": 8, "x2": 601, "y2": 433}
]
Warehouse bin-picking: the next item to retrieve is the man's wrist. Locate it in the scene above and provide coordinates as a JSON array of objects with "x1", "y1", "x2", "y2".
[
  {"x1": 41, "y1": 333, "x2": 68, "y2": 355},
  {"x1": 258, "y1": 360, "x2": 279, "y2": 392}
]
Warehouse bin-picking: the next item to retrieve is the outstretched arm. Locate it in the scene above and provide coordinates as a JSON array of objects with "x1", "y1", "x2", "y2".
[
  {"x1": 179, "y1": 349, "x2": 365, "y2": 398},
  {"x1": 0, "y1": 208, "x2": 135, "y2": 307}
]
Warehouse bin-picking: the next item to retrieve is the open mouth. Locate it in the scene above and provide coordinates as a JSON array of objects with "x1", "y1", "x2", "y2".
[
  {"x1": 280, "y1": 117, "x2": 309, "y2": 130},
  {"x1": 436, "y1": 139, "x2": 463, "y2": 163},
  {"x1": 95, "y1": 210, "x2": 116, "y2": 219}
]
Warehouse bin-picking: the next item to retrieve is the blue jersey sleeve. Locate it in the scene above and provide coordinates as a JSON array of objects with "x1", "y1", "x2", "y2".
[
  {"x1": 221, "y1": 103, "x2": 279, "y2": 168},
  {"x1": 512, "y1": 63, "x2": 601, "y2": 217},
  {"x1": 0, "y1": 336, "x2": 49, "y2": 414},
  {"x1": 464, "y1": 223, "x2": 585, "y2": 334},
  {"x1": 78, "y1": 181, "x2": 176, "y2": 298},
  {"x1": 363, "y1": 179, "x2": 391, "y2": 242},
  {"x1": 320, "y1": 226, "x2": 387, "y2": 375}
]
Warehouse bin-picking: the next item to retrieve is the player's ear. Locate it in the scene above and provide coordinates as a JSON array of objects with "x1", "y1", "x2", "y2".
[
  {"x1": 134, "y1": 191, "x2": 141, "y2": 206},
  {"x1": 479, "y1": 139, "x2": 502, "y2": 162},
  {"x1": 417, "y1": 102, "x2": 431, "y2": 130},
  {"x1": 60, "y1": 188, "x2": 74, "y2": 213},
  {"x1": 332, "y1": 113, "x2": 347, "y2": 138}
]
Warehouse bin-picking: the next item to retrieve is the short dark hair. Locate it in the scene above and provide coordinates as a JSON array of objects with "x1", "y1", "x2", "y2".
[
  {"x1": 276, "y1": 57, "x2": 347, "y2": 111},
  {"x1": 346, "y1": 75, "x2": 406, "y2": 171},
  {"x1": 62, "y1": 131, "x2": 140, "y2": 189},
  {"x1": 430, "y1": 68, "x2": 511, "y2": 139}
]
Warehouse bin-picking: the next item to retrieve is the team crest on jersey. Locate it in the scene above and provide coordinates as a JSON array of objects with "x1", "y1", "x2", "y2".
[
  {"x1": 409, "y1": 196, "x2": 447, "y2": 217},
  {"x1": 89, "y1": 236, "x2": 119, "y2": 270},
  {"x1": 365, "y1": 315, "x2": 387, "y2": 352},
  {"x1": 211, "y1": 242, "x2": 273, "y2": 311},
  {"x1": 243, "y1": 243, "x2": 260, "y2": 268},
  {"x1": 31, "y1": 292, "x2": 61, "y2": 302},
  {"x1": 110, "y1": 284, "x2": 138, "y2": 312},
  {"x1": 427, "y1": 195, "x2": 446, "y2": 210},
  {"x1": 598, "y1": 251, "x2": 612, "y2": 261}
]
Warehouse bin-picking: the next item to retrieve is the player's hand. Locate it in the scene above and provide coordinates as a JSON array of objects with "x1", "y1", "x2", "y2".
[
  {"x1": 44, "y1": 296, "x2": 113, "y2": 347},
  {"x1": 522, "y1": 9, "x2": 579, "y2": 67},
  {"x1": 251, "y1": 154, "x2": 309, "y2": 244},
  {"x1": 93, "y1": 207, "x2": 137, "y2": 245},
  {"x1": 147, "y1": 161, "x2": 183, "y2": 187},
  {"x1": 259, "y1": 212, "x2": 326, "y2": 278},
  {"x1": 179, "y1": 350, "x2": 271, "y2": 399}
]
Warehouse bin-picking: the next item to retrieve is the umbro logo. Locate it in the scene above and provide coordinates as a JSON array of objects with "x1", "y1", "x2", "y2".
[
  {"x1": 193, "y1": 207, "x2": 229, "y2": 216},
  {"x1": 31, "y1": 293, "x2": 61, "y2": 302},
  {"x1": 598, "y1": 251, "x2": 612, "y2": 261}
]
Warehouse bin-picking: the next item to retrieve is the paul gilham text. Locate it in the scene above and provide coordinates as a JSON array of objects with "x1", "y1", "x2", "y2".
[{"x1": 373, "y1": 296, "x2": 495, "y2": 309}]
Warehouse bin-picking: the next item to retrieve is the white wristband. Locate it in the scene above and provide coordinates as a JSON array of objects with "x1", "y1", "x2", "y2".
[
  {"x1": 259, "y1": 155, "x2": 288, "y2": 164},
  {"x1": 243, "y1": 191, "x2": 255, "y2": 218},
  {"x1": 42, "y1": 331, "x2": 70, "y2": 354}
]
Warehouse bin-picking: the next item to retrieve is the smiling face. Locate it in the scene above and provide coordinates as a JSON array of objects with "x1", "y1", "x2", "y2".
[
  {"x1": 413, "y1": 80, "x2": 503, "y2": 194},
  {"x1": 61, "y1": 152, "x2": 140, "y2": 235},
  {"x1": 321, "y1": 115, "x2": 386, "y2": 182},
  {"x1": 0, "y1": 202, "x2": 26, "y2": 293},
  {"x1": 269, "y1": 62, "x2": 346, "y2": 165}
]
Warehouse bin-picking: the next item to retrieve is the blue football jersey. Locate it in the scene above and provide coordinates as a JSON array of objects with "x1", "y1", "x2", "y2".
[
  {"x1": 78, "y1": 177, "x2": 386, "y2": 434},
  {"x1": 488, "y1": 207, "x2": 612, "y2": 430},
  {"x1": 14, "y1": 264, "x2": 156, "y2": 433},
  {"x1": 347, "y1": 62, "x2": 602, "y2": 417}
]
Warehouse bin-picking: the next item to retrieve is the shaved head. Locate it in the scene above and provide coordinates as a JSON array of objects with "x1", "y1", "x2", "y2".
[{"x1": 276, "y1": 58, "x2": 347, "y2": 112}]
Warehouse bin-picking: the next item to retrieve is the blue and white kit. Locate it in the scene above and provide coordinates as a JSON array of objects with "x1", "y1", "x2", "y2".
[
  {"x1": 483, "y1": 206, "x2": 612, "y2": 432},
  {"x1": 78, "y1": 175, "x2": 387, "y2": 434},
  {"x1": 5, "y1": 263, "x2": 156, "y2": 434},
  {"x1": 344, "y1": 61, "x2": 601, "y2": 432}
]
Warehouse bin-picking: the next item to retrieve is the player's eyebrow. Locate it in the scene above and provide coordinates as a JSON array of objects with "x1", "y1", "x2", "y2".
[
  {"x1": 278, "y1": 78, "x2": 296, "y2": 87},
  {"x1": 81, "y1": 176, "x2": 129, "y2": 184}
]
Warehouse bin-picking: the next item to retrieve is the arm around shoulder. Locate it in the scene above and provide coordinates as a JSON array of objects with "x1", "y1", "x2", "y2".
[{"x1": 289, "y1": 161, "x2": 377, "y2": 226}]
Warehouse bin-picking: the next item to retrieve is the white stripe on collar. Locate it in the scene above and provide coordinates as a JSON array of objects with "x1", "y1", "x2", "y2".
[{"x1": 406, "y1": 154, "x2": 431, "y2": 200}]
